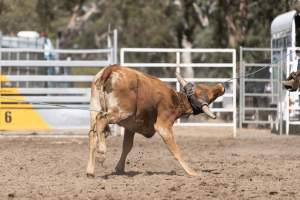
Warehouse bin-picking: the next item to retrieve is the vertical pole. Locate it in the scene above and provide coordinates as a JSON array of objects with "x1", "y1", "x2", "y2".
[
  {"x1": 286, "y1": 48, "x2": 290, "y2": 135},
  {"x1": 233, "y1": 49, "x2": 237, "y2": 138},
  {"x1": 176, "y1": 51, "x2": 181, "y2": 124},
  {"x1": 279, "y1": 49, "x2": 283, "y2": 135},
  {"x1": 113, "y1": 29, "x2": 118, "y2": 64},
  {"x1": 239, "y1": 46, "x2": 243, "y2": 128},
  {"x1": 110, "y1": 47, "x2": 114, "y2": 65},
  {"x1": 270, "y1": 48, "x2": 275, "y2": 132},
  {"x1": 120, "y1": 48, "x2": 124, "y2": 65},
  {"x1": 107, "y1": 26, "x2": 112, "y2": 65}
]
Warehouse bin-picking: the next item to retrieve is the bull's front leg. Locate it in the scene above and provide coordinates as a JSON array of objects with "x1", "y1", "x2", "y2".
[
  {"x1": 154, "y1": 121, "x2": 198, "y2": 176},
  {"x1": 115, "y1": 129, "x2": 135, "y2": 174}
]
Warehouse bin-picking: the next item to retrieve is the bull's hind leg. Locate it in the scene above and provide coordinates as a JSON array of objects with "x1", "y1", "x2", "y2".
[
  {"x1": 87, "y1": 110, "x2": 120, "y2": 177},
  {"x1": 95, "y1": 114, "x2": 109, "y2": 165},
  {"x1": 86, "y1": 111, "x2": 109, "y2": 177},
  {"x1": 115, "y1": 129, "x2": 135, "y2": 174},
  {"x1": 86, "y1": 111, "x2": 98, "y2": 177},
  {"x1": 154, "y1": 122, "x2": 198, "y2": 176}
]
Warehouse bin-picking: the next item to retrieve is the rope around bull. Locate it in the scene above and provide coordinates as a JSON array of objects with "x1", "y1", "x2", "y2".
[{"x1": 0, "y1": 54, "x2": 289, "y2": 111}]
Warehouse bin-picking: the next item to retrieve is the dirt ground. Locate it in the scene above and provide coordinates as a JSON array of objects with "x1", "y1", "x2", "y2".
[{"x1": 0, "y1": 127, "x2": 300, "y2": 200}]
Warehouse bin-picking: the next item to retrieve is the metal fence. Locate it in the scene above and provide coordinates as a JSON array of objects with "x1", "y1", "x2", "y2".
[
  {"x1": 285, "y1": 47, "x2": 300, "y2": 135},
  {"x1": 0, "y1": 48, "x2": 115, "y2": 131},
  {"x1": 239, "y1": 47, "x2": 284, "y2": 134},
  {"x1": 120, "y1": 48, "x2": 237, "y2": 137}
]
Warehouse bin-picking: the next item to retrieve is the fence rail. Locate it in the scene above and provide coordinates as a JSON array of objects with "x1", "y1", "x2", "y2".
[
  {"x1": 0, "y1": 47, "x2": 115, "y2": 131},
  {"x1": 239, "y1": 47, "x2": 283, "y2": 134}
]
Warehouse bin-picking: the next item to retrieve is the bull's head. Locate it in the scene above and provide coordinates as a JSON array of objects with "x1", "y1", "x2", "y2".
[
  {"x1": 176, "y1": 72, "x2": 225, "y2": 119},
  {"x1": 282, "y1": 71, "x2": 300, "y2": 92}
]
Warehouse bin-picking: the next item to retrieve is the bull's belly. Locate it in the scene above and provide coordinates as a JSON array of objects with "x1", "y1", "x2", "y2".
[{"x1": 117, "y1": 118, "x2": 156, "y2": 138}]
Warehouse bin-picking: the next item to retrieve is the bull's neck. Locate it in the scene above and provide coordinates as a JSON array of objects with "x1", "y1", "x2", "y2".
[{"x1": 176, "y1": 91, "x2": 193, "y2": 116}]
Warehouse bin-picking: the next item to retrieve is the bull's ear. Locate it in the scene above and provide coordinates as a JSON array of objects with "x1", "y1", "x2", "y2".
[
  {"x1": 175, "y1": 72, "x2": 188, "y2": 87},
  {"x1": 287, "y1": 72, "x2": 297, "y2": 80}
]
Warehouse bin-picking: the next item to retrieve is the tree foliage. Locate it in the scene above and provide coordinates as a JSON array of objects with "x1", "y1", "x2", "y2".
[{"x1": 0, "y1": 0, "x2": 298, "y2": 49}]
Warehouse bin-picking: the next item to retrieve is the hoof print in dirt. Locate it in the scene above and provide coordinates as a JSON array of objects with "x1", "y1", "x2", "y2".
[
  {"x1": 269, "y1": 191, "x2": 278, "y2": 195},
  {"x1": 8, "y1": 192, "x2": 15, "y2": 199},
  {"x1": 86, "y1": 173, "x2": 95, "y2": 178}
]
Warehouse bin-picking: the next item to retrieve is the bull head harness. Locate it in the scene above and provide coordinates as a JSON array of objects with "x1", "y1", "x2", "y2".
[{"x1": 182, "y1": 82, "x2": 208, "y2": 115}]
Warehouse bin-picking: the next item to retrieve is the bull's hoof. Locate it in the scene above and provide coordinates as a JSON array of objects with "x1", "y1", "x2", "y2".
[
  {"x1": 188, "y1": 172, "x2": 200, "y2": 177},
  {"x1": 189, "y1": 172, "x2": 200, "y2": 177},
  {"x1": 115, "y1": 166, "x2": 125, "y2": 175},
  {"x1": 86, "y1": 173, "x2": 95, "y2": 178},
  {"x1": 186, "y1": 169, "x2": 200, "y2": 177}
]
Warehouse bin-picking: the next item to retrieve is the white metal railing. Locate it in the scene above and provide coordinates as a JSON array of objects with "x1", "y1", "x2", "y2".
[
  {"x1": 239, "y1": 47, "x2": 283, "y2": 134},
  {"x1": 0, "y1": 48, "x2": 111, "y2": 53},
  {"x1": 120, "y1": 48, "x2": 236, "y2": 137},
  {"x1": 0, "y1": 48, "x2": 113, "y2": 67},
  {"x1": 0, "y1": 47, "x2": 114, "y2": 131}
]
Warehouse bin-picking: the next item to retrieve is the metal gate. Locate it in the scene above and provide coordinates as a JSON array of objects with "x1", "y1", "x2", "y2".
[
  {"x1": 0, "y1": 30, "x2": 118, "y2": 133},
  {"x1": 285, "y1": 47, "x2": 300, "y2": 135},
  {"x1": 120, "y1": 48, "x2": 237, "y2": 137},
  {"x1": 0, "y1": 48, "x2": 116, "y2": 132},
  {"x1": 239, "y1": 47, "x2": 283, "y2": 134}
]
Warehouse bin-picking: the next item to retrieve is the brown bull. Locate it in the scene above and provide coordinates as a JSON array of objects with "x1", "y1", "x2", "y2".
[
  {"x1": 86, "y1": 65, "x2": 225, "y2": 177},
  {"x1": 282, "y1": 71, "x2": 300, "y2": 91}
]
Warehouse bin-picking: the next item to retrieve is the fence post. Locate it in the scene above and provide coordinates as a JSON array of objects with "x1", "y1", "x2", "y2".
[
  {"x1": 176, "y1": 50, "x2": 181, "y2": 124},
  {"x1": 279, "y1": 48, "x2": 283, "y2": 135},
  {"x1": 107, "y1": 28, "x2": 112, "y2": 65},
  {"x1": 285, "y1": 48, "x2": 291, "y2": 135},
  {"x1": 113, "y1": 29, "x2": 118, "y2": 64},
  {"x1": 239, "y1": 46, "x2": 243, "y2": 129},
  {"x1": 233, "y1": 49, "x2": 237, "y2": 138}
]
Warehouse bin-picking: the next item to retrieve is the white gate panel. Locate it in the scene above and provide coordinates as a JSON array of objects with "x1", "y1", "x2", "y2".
[{"x1": 239, "y1": 47, "x2": 283, "y2": 134}]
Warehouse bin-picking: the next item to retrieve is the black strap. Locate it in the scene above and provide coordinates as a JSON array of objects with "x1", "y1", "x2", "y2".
[{"x1": 183, "y1": 82, "x2": 208, "y2": 115}]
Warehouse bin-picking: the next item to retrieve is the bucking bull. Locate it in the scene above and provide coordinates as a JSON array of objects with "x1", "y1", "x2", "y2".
[{"x1": 86, "y1": 64, "x2": 225, "y2": 177}]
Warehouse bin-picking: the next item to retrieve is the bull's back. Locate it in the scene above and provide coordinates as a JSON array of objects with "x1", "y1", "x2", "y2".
[
  {"x1": 95, "y1": 65, "x2": 174, "y2": 135},
  {"x1": 98, "y1": 65, "x2": 169, "y2": 96}
]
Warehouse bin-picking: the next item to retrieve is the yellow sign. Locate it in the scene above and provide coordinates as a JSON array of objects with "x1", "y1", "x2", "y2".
[{"x1": 0, "y1": 75, "x2": 49, "y2": 130}]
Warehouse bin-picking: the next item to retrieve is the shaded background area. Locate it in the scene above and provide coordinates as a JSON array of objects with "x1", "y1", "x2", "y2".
[
  {"x1": 0, "y1": 0, "x2": 297, "y2": 50},
  {"x1": 0, "y1": 0, "x2": 297, "y2": 80}
]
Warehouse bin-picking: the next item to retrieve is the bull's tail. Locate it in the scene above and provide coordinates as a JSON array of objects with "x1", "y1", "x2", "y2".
[
  {"x1": 104, "y1": 125, "x2": 111, "y2": 138},
  {"x1": 95, "y1": 64, "x2": 119, "y2": 89},
  {"x1": 90, "y1": 65, "x2": 119, "y2": 137}
]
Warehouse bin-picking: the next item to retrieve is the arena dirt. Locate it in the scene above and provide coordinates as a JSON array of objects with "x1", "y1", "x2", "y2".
[{"x1": 0, "y1": 128, "x2": 300, "y2": 200}]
